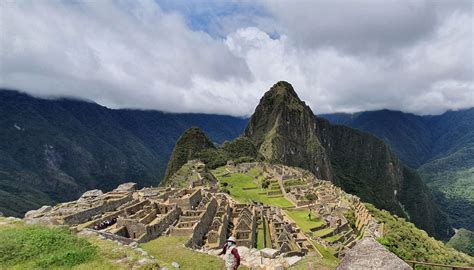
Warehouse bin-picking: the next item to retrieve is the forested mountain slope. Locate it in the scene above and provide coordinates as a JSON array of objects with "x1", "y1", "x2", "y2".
[
  {"x1": 0, "y1": 90, "x2": 247, "y2": 217},
  {"x1": 321, "y1": 109, "x2": 474, "y2": 231}
]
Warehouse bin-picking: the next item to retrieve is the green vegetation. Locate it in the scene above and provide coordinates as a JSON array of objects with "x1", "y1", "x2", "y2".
[
  {"x1": 323, "y1": 108, "x2": 474, "y2": 233},
  {"x1": 163, "y1": 130, "x2": 261, "y2": 187},
  {"x1": 220, "y1": 137, "x2": 259, "y2": 161},
  {"x1": 313, "y1": 227, "x2": 334, "y2": 238},
  {"x1": 0, "y1": 217, "x2": 162, "y2": 270},
  {"x1": 0, "y1": 90, "x2": 247, "y2": 217},
  {"x1": 447, "y1": 229, "x2": 474, "y2": 256},
  {"x1": 141, "y1": 236, "x2": 247, "y2": 270},
  {"x1": 323, "y1": 234, "x2": 342, "y2": 243},
  {"x1": 284, "y1": 209, "x2": 325, "y2": 232},
  {"x1": 256, "y1": 218, "x2": 272, "y2": 250},
  {"x1": 366, "y1": 204, "x2": 474, "y2": 266},
  {"x1": 162, "y1": 127, "x2": 216, "y2": 184},
  {"x1": 343, "y1": 208, "x2": 356, "y2": 230},
  {"x1": 213, "y1": 169, "x2": 293, "y2": 208},
  {"x1": 0, "y1": 223, "x2": 96, "y2": 269},
  {"x1": 420, "y1": 159, "x2": 474, "y2": 231},
  {"x1": 242, "y1": 81, "x2": 451, "y2": 240}
]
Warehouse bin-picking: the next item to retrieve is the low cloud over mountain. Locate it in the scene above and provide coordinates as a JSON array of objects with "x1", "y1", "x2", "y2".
[{"x1": 1, "y1": 0, "x2": 472, "y2": 116}]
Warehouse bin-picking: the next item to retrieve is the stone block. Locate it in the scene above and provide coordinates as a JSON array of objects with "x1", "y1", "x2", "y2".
[
  {"x1": 285, "y1": 256, "x2": 302, "y2": 266},
  {"x1": 260, "y1": 248, "x2": 280, "y2": 259}
]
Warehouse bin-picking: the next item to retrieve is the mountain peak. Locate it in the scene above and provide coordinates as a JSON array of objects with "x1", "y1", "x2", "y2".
[
  {"x1": 162, "y1": 127, "x2": 215, "y2": 184},
  {"x1": 244, "y1": 82, "x2": 332, "y2": 180},
  {"x1": 266, "y1": 81, "x2": 299, "y2": 99}
]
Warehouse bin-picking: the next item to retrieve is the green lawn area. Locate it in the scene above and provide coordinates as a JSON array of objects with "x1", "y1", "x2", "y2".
[
  {"x1": 141, "y1": 236, "x2": 226, "y2": 270},
  {"x1": 313, "y1": 227, "x2": 335, "y2": 238},
  {"x1": 0, "y1": 218, "x2": 149, "y2": 270},
  {"x1": 323, "y1": 234, "x2": 342, "y2": 243},
  {"x1": 284, "y1": 209, "x2": 325, "y2": 232},
  {"x1": 256, "y1": 225, "x2": 265, "y2": 249},
  {"x1": 214, "y1": 170, "x2": 293, "y2": 208},
  {"x1": 290, "y1": 241, "x2": 339, "y2": 269},
  {"x1": 256, "y1": 218, "x2": 272, "y2": 250}
]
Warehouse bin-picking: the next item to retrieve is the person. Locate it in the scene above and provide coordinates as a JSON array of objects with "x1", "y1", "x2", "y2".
[{"x1": 218, "y1": 236, "x2": 241, "y2": 270}]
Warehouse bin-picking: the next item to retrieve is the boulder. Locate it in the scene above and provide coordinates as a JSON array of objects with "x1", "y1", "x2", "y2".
[
  {"x1": 171, "y1": 261, "x2": 180, "y2": 268},
  {"x1": 24, "y1": 205, "x2": 52, "y2": 219},
  {"x1": 271, "y1": 264, "x2": 284, "y2": 270},
  {"x1": 237, "y1": 246, "x2": 251, "y2": 258},
  {"x1": 79, "y1": 189, "x2": 103, "y2": 200},
  {"x1": 260, "y1": 248, "x2": 280, "y2": 259},
  {"x1": 137, "y1": 258, "x2": 155, "y2": 265},
  {"x1": 115, "y1": 182, "x2": 137, "y2": 192},
  {"x1": 285, "y1": 256, "x2": 302, "y2": 266},
  {"x1": 336, "y1": 237, "x2": 411, "y2": 270}
]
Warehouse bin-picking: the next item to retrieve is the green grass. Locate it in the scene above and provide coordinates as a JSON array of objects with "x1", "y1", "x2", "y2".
[
  {"x1": 0, "y1": 222, "x2": 98, "y2": 269},
  {"x1": 313, "y1": 227, "x2": 335, "y2": 238},
  {"x1": 323, "y1": 234, "x2": 342, "y2": 243},
  {"x1": 214, "y1": 170, "x2": 293, "y2": 208},
  {"x1": 141, "y1": 236, "x2": 247, "y2": 270},
  {"x1": 291, "y1": 241, "x2": 339, "y2": 269},
  {"x1": 284, "y1": 209, "x2": 325, "y2": 232},
  {"x1": 256, "y1": 225, "x2": 265, "y2": 249},
  {"x1": 0, "y1": 218, "x2": 161, "y2": 270}
]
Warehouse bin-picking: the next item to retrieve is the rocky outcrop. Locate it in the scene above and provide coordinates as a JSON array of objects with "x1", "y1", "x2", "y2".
[{"x1": 336, "y1": 237, "x2": 411, "y2": 270}]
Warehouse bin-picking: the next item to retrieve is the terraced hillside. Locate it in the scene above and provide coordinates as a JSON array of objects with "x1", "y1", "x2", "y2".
[{"x1": 213, "y1": 162, "x2": 474, "y2": 269}]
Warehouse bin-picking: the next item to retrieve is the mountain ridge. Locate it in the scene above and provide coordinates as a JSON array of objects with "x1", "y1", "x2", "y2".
[
  {"x1": 321, "y1": 108, "x2": 474, "y2": 231},
  {"x1": 0, "y1": 89, "x2": 247, "y2": 217}
]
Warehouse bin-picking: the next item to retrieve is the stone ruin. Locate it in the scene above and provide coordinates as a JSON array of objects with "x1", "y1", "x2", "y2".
[
  {"x1": 23, "y1": 161, "x2": 402, "y2": 269},
  {"x1": 235, "y1": 162, "x2": 384, "y2": 259},
  {"x1": 259, "y1": 205, "x2": 313, "y2": 255},
  {"x1": 24, "y1": 181, "x2": 261, "y2": 251}
]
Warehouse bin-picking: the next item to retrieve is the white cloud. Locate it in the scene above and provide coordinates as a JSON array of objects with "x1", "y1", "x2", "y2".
[{"x1": 0, "y1": 0, "x2": 472, "y2": 116}]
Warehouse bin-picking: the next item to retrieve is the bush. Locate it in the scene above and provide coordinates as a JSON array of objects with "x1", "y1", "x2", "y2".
[{"x1": 305, "y1": 193, "x2": 317, "y2": 201}]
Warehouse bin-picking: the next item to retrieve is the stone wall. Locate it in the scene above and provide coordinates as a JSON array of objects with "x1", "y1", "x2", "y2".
[
  {"x1": 137, "y1": 207, "x2": 181, "y2": 243},
  {"x1": 63, "y1": 194, "x2": 132, "y2": 225},
  {"x1": 187, "y1": 198, "x2": 218, "y2": 248},
  {"x1": 169, "y1": 189, "x2": 202, "y2": 210}
]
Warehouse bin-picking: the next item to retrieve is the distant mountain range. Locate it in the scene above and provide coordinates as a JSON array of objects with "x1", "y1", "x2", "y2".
[
  {"x1": 321, "y1": 109, "x2": 474, "y2": 231},
  {"x1": 0, "y1": 90, "x2": 247, "y2": 217}
]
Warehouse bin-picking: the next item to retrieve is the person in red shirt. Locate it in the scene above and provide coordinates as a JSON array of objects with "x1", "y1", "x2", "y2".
[{"x1": 219, "y1": 236, "x2": 241, "y2": 270}]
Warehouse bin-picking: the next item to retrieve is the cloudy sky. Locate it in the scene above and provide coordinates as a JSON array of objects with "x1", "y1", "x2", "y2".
[{"x1": 0, "y1": 0, "x2": 472, "y2": 116}]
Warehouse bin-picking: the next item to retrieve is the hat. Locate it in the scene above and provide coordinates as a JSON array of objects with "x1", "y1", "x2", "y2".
[{"x1": 227, "y1": 236, "x2": 236, "y2": 243}]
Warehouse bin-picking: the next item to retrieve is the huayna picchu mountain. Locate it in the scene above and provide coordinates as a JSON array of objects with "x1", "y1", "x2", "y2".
[
  {"x1": 244, "y1": 82, "x2": 332, "y2": 181},
  {"x1": 241, "y1": 81, "x2": 452, "y2": 240}
]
